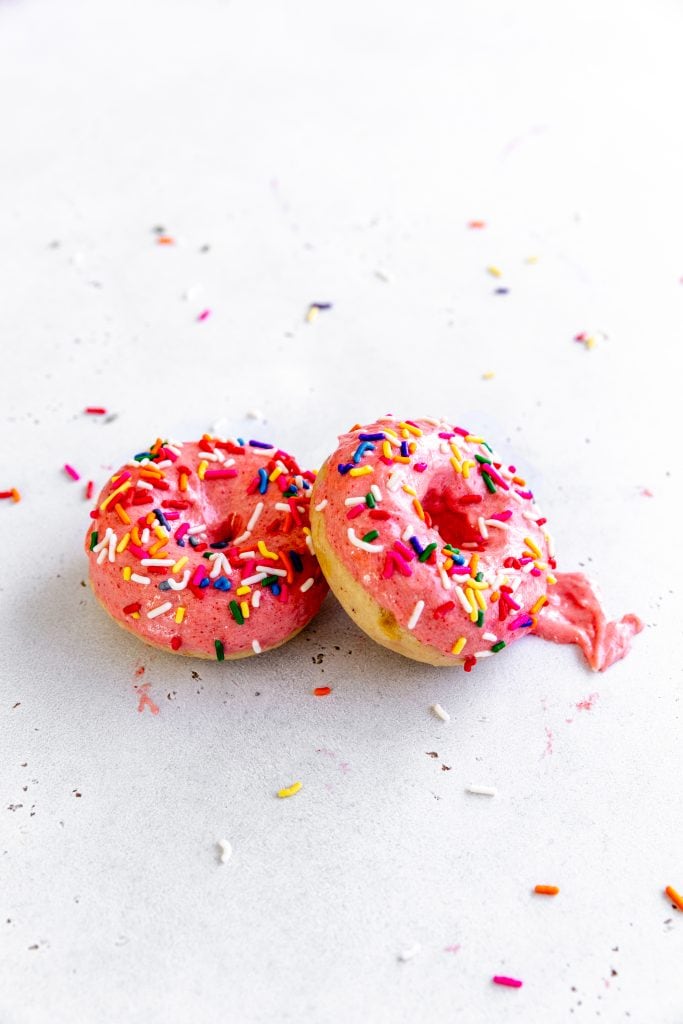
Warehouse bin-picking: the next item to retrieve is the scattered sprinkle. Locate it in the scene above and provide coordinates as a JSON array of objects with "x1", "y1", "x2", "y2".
[
  {"x1": 217, "y1": 839, "x2": 232, "y2": 864},
  {"x1": 468, "y1": 220, "x2": 486, "y2": 229},
  {"x1": 482, "y1": 371, "x2": 495, "y2": 380},
  {"x1": 493, "y1": 976, "x2": 523, "y2": 989},
  {"x1": 306, "y1": 302, "x2": 333, "y2": 323},
  {"x1": 277, "y1": 781, "x2": 302, "y2": 799},
  {"x1": 197, "y1": 309, "x2": 211, "y2": 322},
  {"x1": 314, "y1": 686, "x2": 331, "y2": 697},
  {"x1": 466, "y1": 785, "x2": 497, "y2": 796},
  {"x1": 534, "y1": 885, "x2": 560, "y2": 896},
  {"x1": 665, "y1": 885, "x2": 683, "y2": 911},
  {"x1": 0, "y1": 489, "x2": 21, "y2": 503},
  {"x1": 64, "y1": 464, "x2": 80, "y2": 481},
  {"x1": 85, "y1": 407, "x2": 107, "y2": 415},
  {"x1": 397, "y1": 944, "x2": 421, "y2": 962},
  {"x1": 157, "y1": 236, "x2": 175, "y2": 245},
  {"x1": 486, "y1": 265, "x2": 502, "y2": 278},
  {"x1": 431, "y1": 703, "x2": 450, "y2": 723}
]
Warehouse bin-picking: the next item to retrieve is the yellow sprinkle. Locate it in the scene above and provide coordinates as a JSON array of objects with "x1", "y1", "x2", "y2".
[
  {"x1": 240, "y1": 601, "x2": 250, "y2": 619},
  {"x1": 148, "y1": 540, "x2": 167, "y2": 556},
  {"x1": 402, "y1": 484, "x2": 417, "y2": 496},
  {"x1": 258, "y1": 539, "x2": 278, "y2": 560},
  {"x1": 524, "y1": 536, "x2": 542, "y2": 559},
  {"x1": 585, "y1": 336, "x2": 597, "y2": 350},
  {"x1": 122, "y1": 566, "x2": 132, "y2": 581},
  {"x1": 175, "y1": 606, "x2": 186, "y2": 624},
  {"x1": 198, "y1": 460, "x2": 208, "y2": 481},
  {"x1": 114, "y1": 502, "x2": 131, "y2": 525},
  {"x1": 172, "y1": 556, "x2": 188, "y2": 574},
  {"x1": 116, "y1": 532, "x2": 131, "y2": 553},
  {"x1": 482, "y1": 371, "x2": 495, "y2": 380},
  {"x1": 99, "y1": 480, "x2": 131, "y2": 511},
  {"x1": 277, "y1": 781, "x2": 302, "y2": 799},
  {"x1": 464, "y1": 435, "x2": 484, "y2": 443},
  {"x1": 394, "y1": 455, "x2": 411, "y2": 464},
  {"x1": 466, "y1": 587, "x2": 478, "y2": 613},
  {"x1": 349, "y1": 465, "x2": 373, "y2": 477},
  {"x1": 474, "y1": 588, "x2": 487, "y2": 611},
  {"x1": 525, "y1": 255, "x2": 539, "y2": 264},
  {"x1": 236, "y1": 585, "x2": 251, "y2": 596},
  {"x1": 382, "y1": 440, "x2": 394, "y2": 460},
  {"x1": 449, "y1": 441, "x2": 462, "y2": 461},
  {"x1": 306, "y1": 305, "x2": 319, "y2": 323},
  {"x1": 547, "y1": 574, "x2": 557, "y2": 586},
  {"x1": 413, "y1": 498, "x2": 425, "y2": 521},
  {"x1": 465, "y1": 578, "x2": 489, "y2": 591},
  {"x1": 269, "y1": 466, "x2": 283, "y2": 482},
  {"x1": 383, "y1": 428, "x2": 399, "y2": 442},
  {"x1": 450, "y1": 457, "x2": 462, "y2": 474},
  {"x1": 398, "y1": 421, "x2": 422, "y2": 436},
  {"x1": 179, "y1": 473, "x2": 188, "y2": 492},
  {"x1": 452, "y1": 637, "x2": 467, "y2": 656},
  {"x1": 462, "y1": 460, "x2": 475, "y2": 479},
  {"x1": 531, "y1": 595, "x2": 548, "y2": 614},
  {"x1": 131, "y1": 612, "x2": 140, "y2": 620},
  {"x1": 444, "y1": 557, "x2": 453, "y2": 570},
  {"x1": 486, "y1": 265, "x2": 502, "y2": 278}
]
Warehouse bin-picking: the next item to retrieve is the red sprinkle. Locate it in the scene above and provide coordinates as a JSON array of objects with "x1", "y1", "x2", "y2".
[
  {"x1": 313, "y1": 686, "x2": 331, "y2": 697},
  {"x1": 64, "y1": 464, "x2": 80, "y2": 481},
  {"x1": 85, "y1": 481, "x2": 94, "y2": 500},
  {"x1": 85, "y1": 407, "x2": 107, "y2": 415},
  {"x1": 123, "y1": 602, "x2": 141, "y2": 615},
  {"x1": 0, "y1": 489, "x2": 21, "y2": 503},
  {"x1": 170, "y1": 636, "x2": 182, "y2": 651},
  {"x1": 433, "y1": 601, "x2": 455, "y2": 619},
  {"x1": 460, "y1": 494, "x2": 483, "y2": 505}
]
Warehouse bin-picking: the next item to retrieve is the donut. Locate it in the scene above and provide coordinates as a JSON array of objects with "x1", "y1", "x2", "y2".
[
  {"x1": 310, "y1": 416, "x2": 642, "y2": 671},
  {"x1": 86, "y1": 433, "x2": 327, "y2": 659}
]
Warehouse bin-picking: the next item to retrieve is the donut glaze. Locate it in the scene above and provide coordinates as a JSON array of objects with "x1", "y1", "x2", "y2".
[
  {"x1": 86, "y1": 435, "x2": 327, "y2": 659},
  {"x1": 310, "y1": 416, "x2": 641, "y2": 670}
]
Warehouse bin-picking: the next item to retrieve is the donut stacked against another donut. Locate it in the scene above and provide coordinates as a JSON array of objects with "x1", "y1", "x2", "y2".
[
  {"x1": 86, "y1": 434, "x2": 327, "y2": 659},
  {"x1": 310, "y1": 416, "x2": 556, "y2": 669}
]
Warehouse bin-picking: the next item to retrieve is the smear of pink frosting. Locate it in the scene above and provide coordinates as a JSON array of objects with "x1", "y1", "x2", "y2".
[{"x1": 534, "y1": 572, "x2": 643, "y2": 672}]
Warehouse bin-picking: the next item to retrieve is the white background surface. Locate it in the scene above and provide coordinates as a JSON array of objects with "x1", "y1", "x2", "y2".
[{"x1": 1, "y1": 1, "x2": 682, "y2": 1021}]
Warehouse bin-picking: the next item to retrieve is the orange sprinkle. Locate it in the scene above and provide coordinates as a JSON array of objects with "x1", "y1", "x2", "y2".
[
  {"x1": 665, "y1": 885, "x2": 683, "y2": 911},
  {"x1": 313, "y1": 686, "x2": 331, "y2": 697},
  {"x1": 468, "y1": 220, "x2": 486, "y2": 229},
  {"x1": 114, "y1": 502, "x2": 131, "y2": 525},
  {"x1": 157, "y1": 236, "x2": 174, "y2": 245},
  {"x1": 179, "y1": 472, "x2": 188, "y2": 492},
  {"x1": 531, "y1": 595, "x2": 548, "y2": 615},
  {"x1": 413, "y1": 498, "x2": 425, "y2": 521},
  {"x1": 278, "y1": 549, "x2": 294, "y2": 584},
  {"x1": 534, "y1": 885, "x2": 560, "y2": 896}
]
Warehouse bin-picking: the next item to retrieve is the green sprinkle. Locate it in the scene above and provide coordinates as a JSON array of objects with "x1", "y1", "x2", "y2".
[
  {"x1": 475, "y1": 454, "x2": 491, "y2": 465},
  {"x1": 483, "y1": 441, "x2": 493, "y2": 452},
  {"x1": 229, "y1": 600, "x2": 244, "y2": 625},
  {"x1": 419, "y1": 542, "x2": 438, "y2": 562},
  {"x1": 261, "y1": 575, "x2": 279, "y2": 586},
  {"x1": 362, "y1": 530, "x2": 379, "y2": 543},
  {"x1": 444, "y1": 544, "x2": 461, "y2": 556},
  {"x1": 134, "y1": 453, "x2": 153, "y2": 462},
  {"x1": 491, "y1": 641, "x2": 506, "y2": 653},
  {"x1": 89, "y1": 531, "x2": 98, "y2": 551},
  {"x1": 215, "y1": 639, "x2": 225, "y2": 661},
  {"x1": 476, "y1": 609, "x2": 485, "y2": 627},
  {"x1": 202, "y1": 552, "x2": 213, "y2": 559},
  {"x1": 481, "y1": 470, "x2": 496, "y2": 494},
  {"x1": 475, "y1": 571, "x2": 484, "y2": 582},
  {"x1": 365, "y1": 492, "x2": 376, "y2": 509}
]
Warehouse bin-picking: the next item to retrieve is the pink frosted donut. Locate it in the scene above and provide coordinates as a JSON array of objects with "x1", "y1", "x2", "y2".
[
  {"x1": 310, "y1": 416, "x2": 642, "y2": 671},
  {"x1": 86, "y1": 433, "x2": 327, "y2": 660}
]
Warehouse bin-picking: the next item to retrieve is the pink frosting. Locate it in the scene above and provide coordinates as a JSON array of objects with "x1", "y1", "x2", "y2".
[
  {"x1": 534, "y1": 572, "x2": 643, "y2": 671},
  {"x1": 314, "y1": 416, "x2": 641, "y2": 672},
  {"x1": 86, "y1": 437, "x2": 327, "y2": 658},
  {"x1": 313, "y1": 417, "x2": 555, "y2": 666}
]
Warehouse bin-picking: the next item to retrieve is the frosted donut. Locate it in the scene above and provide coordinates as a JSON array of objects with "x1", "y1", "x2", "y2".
[
  {"x1": 86, "y1": 434, "x2": 327, "y2": 660},
  {"x1": 310, "y1": 416, "x2": 642, "y2": 671}
]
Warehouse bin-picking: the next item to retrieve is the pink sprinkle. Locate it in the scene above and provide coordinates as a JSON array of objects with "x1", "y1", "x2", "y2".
[
  {"x1": 438, "y1": 432, "x2": 455, "y2": 439},
  {"x1": 482, "y1": 464, "x2": 509, "y2": 490},
  {"x1": 197, "y1": 309, "x2": 211, "y2": 322},
  {"x1": 204, "y1": 468, "x2": 238, "y2": 480},
  {"x1": 388, "y1": 551, "x2": 412, "y2": 577},
  {"x1": 393, "y1": 540, "x2": 415, "y2": 561},
  {"x1": 347, "y1": 504, "x2": 365, "y2": 520},
  {"x1": 493, "y1": 976, "x2": 523, "y2": 989},
  {"x1": 191, "y1": 565, "x2": 206, "y2": 586},
  {"x1": 278, "y1": 583, "x2": 289, "y2": 604},
  {"x1": 174, "y1": 523, "x2": 190, "y2": 542},
  {"x1": 453, "y1": 426, "x2": 469, "y2": 437},
  {"x1": 64, "y1": 464, "x2": 80, "y2": 481},
  {"x1": 382, "y1": 554, "x2": 395, "y2": 579},
  {"x1": 530, "y1": 567, "x2": 542, "y2": 576},
  {"x1": 128, "y1": 543, "x2": 148, "y2": 559},
  {"x1": 490, "y1": 510, "x2": 513, "y2": 521},
  {"x1": 413, "y1": 462, "x2": 428, "y2": 472},
  {"x1": 163, "y1": 510, "x2": 180, "y2": 521}
]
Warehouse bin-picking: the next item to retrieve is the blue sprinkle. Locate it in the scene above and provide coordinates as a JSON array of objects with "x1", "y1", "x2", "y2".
[
  {"x1": 337, "y1": 463, "x2": 353, "y2": 475},
  {"x1": 158, "y1": 581, "x2": 171, "y2": 591},
  {"x1": 514, "y1": 617, "x2": 534, "y2": 629},
  {"x1": 290, "y1": 551, "x2": 303, "y2": 573},
  {"x1": 353, "y1": 441, "x2": 375, "y2": 464},
  {"x1": 177, "y1": 538, "x2": 186, "y2": 547},
  {"x1": 302, "y1": 479, "x2": 311, "y2": 489},
  {"x1": 494, "y1": 287, "x2": 510, "y2": 295},
  {"x1": 199, "y1": 577, "x2": 211, "y2": 588},
  {"x1": 409, "y1": 536, "x2": 424, "y2": 556},
  {"x1": 453, "y1": 554, "x2": 466, "y2": 566},
  {"x1": 400, "y1": 441, "x2": 409, "y2": 458},
  {"x1": 153, "y1": 508, "x2": 170, "y2": 531},
  {"x1": 358, "y1": 432, "x2": 385, "y2": 442},
  {"x1": 237, "y1": 437, "x2": 245, "y2": 446},
  {"x1": 249, "y1": 439, "x2": 274, "y2": 449},
  {"x1": 271, "y1": 583, "x2": 281, "y2": 596},
  {"x1": 188, "y1": 536, "x2": 201, "y2": 548},
  {"x1": 210, "y1": 540, "x2": 229, "y2": 549},
  {"x1": 134, "y1": 452, "x2": 153, "y2": 461},
  {"x1": 258, "y1": 468, "x2": 268, "y2": 494},
  {"x1": 213, "y1": 577, "x2": 232, "y2": 591}
]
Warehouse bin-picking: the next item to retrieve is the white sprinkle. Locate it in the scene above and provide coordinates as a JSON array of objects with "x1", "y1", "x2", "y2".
[
  {"x1": 431, "y1": 703, "x2": 450, "y2": 722},
  {"x1": 246, "y1": 409, "x2": 262, "y2": 420},
  {"x1": 154, "y1": 460, "x2": 172, "y2": 469},
  {"x1": 486, "y1": 519, "x2": 509, "y2": 530},
  {"x1": 300, "y1": 577, "x2": 314, "y2": 593},
  {"x1": 182, "y1": 284, "x2": 201, "y2": 302},
  {"x1": 252, "y1": 590, "x2": 261, "y2": 608},
  {"x1": 305, "y1": 534, "x2": 315, "y2": 554},
  {"x1": 251, "y1": 639, "x2": 262, "y2": 654},
  {"x1": 187, "y1": 525, "x2": 207, "y2": 536},
  {"x1": 398, "y1": 943, "x2": 421, "y2": 962},
  {"x1": 166, "y1": 443, "x2": 183, "y2": 456},
  {"x1": 210, "y1": 553, "x2": 233, "y2": 578},
  {"x1": 509, "y1": 490, "x2": 525, "y2": 504},
  {"x1": 140, "y1": 528, "x2": 150, "y2": 544},
  {"x1": 473, "y1": 650, "x2": 493, "y2": 658},
  {"x1": 439, "y1": 441, "x2": 449, "y2": 454},
  {"x1": 217, "y1": 838, "x2": 232, "y2": 863},
  {"x1": 466, "y1": 785, "x2": 497, "y2": 797},
  {"x1": 141, "y1": 558, "x2": 175, "y2": 566},
  {"x1": 314, "y1": 499, "x2": 328, "y2": 512},
  {"x1": 135, "y1": 479, "x2": 154, "y2": 490},
  {"x1": 482, "y1": 632, "x2": 498, "y2": 642},
  {"x1": 241, "y1": 572, "x2": 268, "y2": 586},
  {"x1": 147, "y1": 601, "x2": 172, "y2": 619},
  {"x1": 370, "y1": 484, "x2": 382, "y2": 502},
  {"x1": 92, "y1": 527, "x2": 113, "y2": 553},
  {"x1": 344, "y1": 496, "x2": 367, "y2": 506},
  {"x1": 255, "y1": 565, "x2": 287, "y2": 577},
  {"x1": 347, "y1": 527, "x2": 384, "y2": 553},
  {"x1": 167, "y1": 571, "x2": 190, "y2": 590},
  {"x1": 199, "y1": 450, "x2": 222, "y2": 462},
  {"x1": 407, "y1": 599, "x2": 425, "y2": 630},
  {"x1": 387, "y1": 471, "x2": 401, "y2": 492},
  {"x1": 478, "y1": 516, "x2": 489, "y2": 539},
  {"x1": 523, "y1": 510, "x2": 538, "y2": 521},
  {"x1": 239, "y1": 551, "x2": 256, "y2": 560},
  {"x1": 275, "y1": 502, "x2": 291, "y2": 512},
  {"x1": 454, "y1": 586, "x2": 471, "y2": 613},
  {"x1": 522, "y1": 562, "x2": 535, "y2": 573},
  {"x1": 130, "y1": 573, "x2": 151, "y2": 585},
  {"x1": 232, "y1": 531, "x2": 251, "y2": 545},
  {"x1": 401, "y1": 524, "x2": 413, "y2": 542},
  {"x1": 247, "y1": 501, "x2": 264, "y2": 532},
  {"x1": 544, "y1": 531, "x2": 555, "y2": 557},
  {"x1": 438, "y1": 567, "x2": 452, "y2": 591},
  {"x1": 107, "y1": 531, "x2": 117, "y2": 562},
  {"x1": 96, "y1": 547, "x2": 108, "y2": 565}
]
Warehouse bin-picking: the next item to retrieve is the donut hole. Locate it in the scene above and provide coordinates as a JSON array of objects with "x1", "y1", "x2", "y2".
[{"x1": 204, "y1": 510, "x2": 245, "y2": 546}]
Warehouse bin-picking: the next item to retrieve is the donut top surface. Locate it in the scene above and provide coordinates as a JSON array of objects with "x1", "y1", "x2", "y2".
[
  {"x1": 312, "y1": 416, "x2": 557, "y2": 668},
  {"x1": 86, "y1": 435, "x2": 327, "y2": 659}
]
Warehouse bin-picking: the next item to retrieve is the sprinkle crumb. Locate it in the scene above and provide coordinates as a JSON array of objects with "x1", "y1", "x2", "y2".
[
  {"x1": 197, "y1": 309, "x2": 211, "y2": 322},
  {"x1": 466, "y1": 784, "x2": 497, "y2": 796},
  {"x1": 398, "y1": 943, "x2": 421, "y2": 962},
  {"x1": 534, "y1": 885, "x2": 559, "y2": 896},
  {"x1": 493, "y1": 975, "x2": 522, "y2": 989},
  {"x1": 245, "y1": 409, "x2": 262, "y2": 420},
  {"x1": 217, "y1": 839, "x2": 232, "y2": 864},
  {"x1": 486, "y1": 265, "x2": 502, "y2": 278},
  {"x1": 431, "y1": 703, "x2": 450, "y2": 723},
  {"x1": 277, "y1": 781, "x2": 302, "y2": 799},
  {"x1": 64, "y1": 464, "x2": 80, "y2": 481},
  {"x1": 482, "y1": 371, "x2": 495, "y2": 380}
]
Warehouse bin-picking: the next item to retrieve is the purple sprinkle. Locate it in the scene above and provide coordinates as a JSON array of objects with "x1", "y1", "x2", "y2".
[
  {"x1": 337, "y1": 463, "x2": 353, "y2": 475},
  {"x1": 310, "y1": 302, "x2": 333, "y2": 310},
  {"x1": 509, "y1": 615, "x2": 534, "y2": 630},
  {"x1": 494, "y1": 287, "x2": 509, "y2": 295},
  {"x1": 249, "y1": 440, "x2": 274, "y2": 449},
  {"x1": 358, "y1": 432, "x2": 385, "y2": 441}
]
